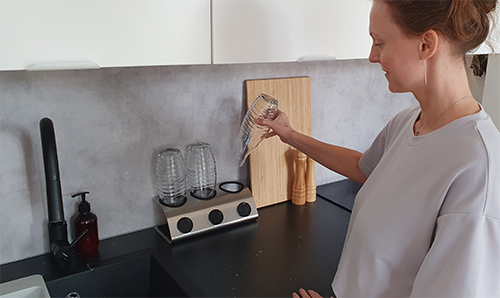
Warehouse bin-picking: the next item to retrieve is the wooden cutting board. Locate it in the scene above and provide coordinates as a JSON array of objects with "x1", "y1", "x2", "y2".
[{"x1": 245, "y1": 77, "x2": 312, "y2": 208}]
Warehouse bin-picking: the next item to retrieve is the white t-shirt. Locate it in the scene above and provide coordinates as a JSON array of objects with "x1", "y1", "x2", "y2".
[{"x1": 332, "y1": 105, "x2": 500, "y2": 297}]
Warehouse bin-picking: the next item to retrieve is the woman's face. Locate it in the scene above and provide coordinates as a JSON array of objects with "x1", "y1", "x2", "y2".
[{"x1": 368, "y1": 0, "x2": 423, "y2": 93}]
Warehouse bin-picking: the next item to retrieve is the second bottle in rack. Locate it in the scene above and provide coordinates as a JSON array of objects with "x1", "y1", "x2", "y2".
[{"x1": 186, "y1": 142, "x2": 217, "y2": 200}]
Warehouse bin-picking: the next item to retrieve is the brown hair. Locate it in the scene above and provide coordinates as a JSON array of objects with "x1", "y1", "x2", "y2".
[{"x1": 381, "y1": 0, "x2": 497, "y2": 55}]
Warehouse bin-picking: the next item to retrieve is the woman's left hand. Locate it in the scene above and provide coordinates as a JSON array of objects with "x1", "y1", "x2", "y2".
[{"x1": 292, "y1": 288, "x2": 327, "y2": 298}]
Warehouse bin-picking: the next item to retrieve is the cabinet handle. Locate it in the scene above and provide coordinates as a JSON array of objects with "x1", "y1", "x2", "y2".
[
  {"x1": 28, "y1": 61, "x2": 100, "y2": 71},
  {"x1": 297, "y1": 55, "x2": 337, "y2": 63}
]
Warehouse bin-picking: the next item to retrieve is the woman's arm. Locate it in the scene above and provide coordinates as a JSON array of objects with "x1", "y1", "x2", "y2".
[{"x1": 256, "y1": 110, "x2": 367, "y2": 184}]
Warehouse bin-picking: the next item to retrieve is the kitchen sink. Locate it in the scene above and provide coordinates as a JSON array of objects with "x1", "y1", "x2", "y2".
[
  {"x1": 46, "y1": 254, "x2": 187, "y2": 298},
  {"x1": 0, "y1": 274, "x2": 50, "y2": 298}
]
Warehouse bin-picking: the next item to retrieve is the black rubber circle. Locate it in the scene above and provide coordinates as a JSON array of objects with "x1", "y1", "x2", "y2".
[
  {"x1": 177, "y1": 217, "x2": 193, "y2": 233},
  {"x1": 208, "y1": 209, "x2": 224, "y2": 225},
  {"x1": 219, "y1": 181, "x2": 244, "y2": 193},
  {"x1": 237, "y1": 202, "x2": 252, "y2": 217}
]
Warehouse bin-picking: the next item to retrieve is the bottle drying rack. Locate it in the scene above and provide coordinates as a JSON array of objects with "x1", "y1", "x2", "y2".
[{"x1": 154, "y1": 183, "x2": 258, "y2": 243}]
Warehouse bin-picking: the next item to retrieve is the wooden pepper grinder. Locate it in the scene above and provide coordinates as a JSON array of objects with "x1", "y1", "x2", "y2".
[
  {"x1": 292, "y1": 150, "x2": 307, "y2": 205},
  {"x1": 306, "y1": 156, "x2": 316, "y2": 202}
]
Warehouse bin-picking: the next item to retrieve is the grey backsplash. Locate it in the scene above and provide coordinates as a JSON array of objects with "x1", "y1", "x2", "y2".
[{"x1": 0, "y1": 60, "x2": 415, "y2": 264}]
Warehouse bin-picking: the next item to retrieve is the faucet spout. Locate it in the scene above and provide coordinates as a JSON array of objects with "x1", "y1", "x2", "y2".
[
  {"x1": 40, "y1": 117, "x2": 72, "y2": 263},
  {"x1": 40, "y1": 118, "x2": 64, "y2": 223}
]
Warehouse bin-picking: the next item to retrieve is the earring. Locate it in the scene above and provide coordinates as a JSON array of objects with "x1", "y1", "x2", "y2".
[{"x1": 422, "y1": 60, "x2": 428, "y2": 86}]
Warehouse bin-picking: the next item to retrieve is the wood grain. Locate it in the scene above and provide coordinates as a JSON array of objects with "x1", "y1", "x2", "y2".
[
  {"x1": 292, "y1": 150, "x2": 307, "y2": 206},
  {"x1": 306, "y1": 156, "x2": 317, "y2": 203},
  {"x1": 245, "y1": 77, "x2": 312, "y2": 208}
]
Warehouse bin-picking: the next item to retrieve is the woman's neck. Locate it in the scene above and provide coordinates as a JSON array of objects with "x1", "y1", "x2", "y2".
[{"x1": 412, "y1": 57, "x2": 479, "y2": 134}]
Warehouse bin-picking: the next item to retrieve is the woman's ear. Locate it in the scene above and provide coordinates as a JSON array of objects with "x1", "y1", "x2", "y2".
[{"x1": 419, "y1": 29, "x2": 439, "y2": 60}]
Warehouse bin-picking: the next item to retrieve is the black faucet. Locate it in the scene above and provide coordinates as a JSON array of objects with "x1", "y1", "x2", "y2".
[{"x1": 40, "y1": 117, "x2": 73, "y2": 264}]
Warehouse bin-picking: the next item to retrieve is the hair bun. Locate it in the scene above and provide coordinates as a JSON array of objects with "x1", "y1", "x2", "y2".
[
  {"x1": 473, "y1": 0, "x2": 497, "y2": 15},
  {"x1": 384, "y1": 0, "x2": 497, "y2": 55},
  {"x1": 447, "y1": 0, "x2": 498, "y2": 53}
]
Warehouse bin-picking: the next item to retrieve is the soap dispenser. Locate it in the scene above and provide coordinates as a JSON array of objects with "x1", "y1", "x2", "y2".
[{"x1": 72, "y1": 191, "x2": 99, "y2": 256}]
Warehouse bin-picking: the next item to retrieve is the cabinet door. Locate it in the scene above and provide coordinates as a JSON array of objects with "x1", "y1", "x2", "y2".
[
  {"x1": 0, "y1": 0, "x2": 211, "y2": 71},
  {"x1": 212, "y1": 0, "x2": 372, "y2": 64}
]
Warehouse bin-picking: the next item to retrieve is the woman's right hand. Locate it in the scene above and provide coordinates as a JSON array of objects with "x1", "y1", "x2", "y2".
[
  {"x1": 255, "y1": 109, "x2": 367, "y2": 184},
  {"x1": 255, "y1": 110, "x2": 296, "y2": 145}
]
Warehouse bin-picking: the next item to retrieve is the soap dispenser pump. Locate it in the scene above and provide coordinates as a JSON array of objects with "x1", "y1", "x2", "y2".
[{"x1": 72, "y1": 191, "x2": 99, "y2": 256}]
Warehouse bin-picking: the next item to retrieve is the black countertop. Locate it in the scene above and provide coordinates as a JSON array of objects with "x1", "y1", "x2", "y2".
[
  {"x1": 317, "y1": 179, "x2": 361, "y2": 212},
  {"x1": 1, "y1": 180, "x2": 359, "y2": 297}
]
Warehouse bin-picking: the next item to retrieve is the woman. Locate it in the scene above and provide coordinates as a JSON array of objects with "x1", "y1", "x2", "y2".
[{"x1": 257, "y1": 0, "x2": 500, "y2": 297}]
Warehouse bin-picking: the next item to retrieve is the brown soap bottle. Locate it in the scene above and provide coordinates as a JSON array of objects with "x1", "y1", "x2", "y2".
[{"x1": 72, "y1": 191, "x2": 99, "y2": 256}]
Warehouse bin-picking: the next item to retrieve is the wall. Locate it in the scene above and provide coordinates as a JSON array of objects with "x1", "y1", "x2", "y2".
[
  {"x1": 0, "y1": 60, "x2": 416, "y2": 264},
  {"x1": 481, "y1": 54, "x2": 500, "y2": 130}
]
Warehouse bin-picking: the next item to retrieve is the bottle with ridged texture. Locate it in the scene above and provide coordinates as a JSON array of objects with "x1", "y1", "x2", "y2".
[
  {"x1": 236, "y1": 94, "x2": 279, "y2": 167},
  {"x1": 154, "y1": 148, "x2": 187, "y2": 207},
  {"x1": 186, "y1": 142, "x2": 217, "y2": 200}
]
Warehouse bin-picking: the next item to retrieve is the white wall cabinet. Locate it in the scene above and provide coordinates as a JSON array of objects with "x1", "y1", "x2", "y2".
[
  {"x1": 1, "y1": 0, "x2": 497, "y2": 71},
  {"x1": 212, "y1": 0, "x2": 373, "y2": 64},
  {"x1": 0, "y1": 0, "x2": 211, "y2": 71}
]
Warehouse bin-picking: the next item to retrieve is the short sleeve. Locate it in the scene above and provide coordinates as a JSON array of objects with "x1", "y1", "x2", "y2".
[
  {"x1": 410, "y1": 213, "x2": 500, "y2": 297},
  {"x1": 359, "y1": 105, "x2": 419, "y2": 178},
  {"x1": 359, "y1": 124, "x2": 388, "y2": 178}
]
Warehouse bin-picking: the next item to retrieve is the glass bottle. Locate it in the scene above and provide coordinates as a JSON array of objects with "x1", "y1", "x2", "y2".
[{"x1": 236, "y1": 93, "x2": 279, "y2": 167}]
